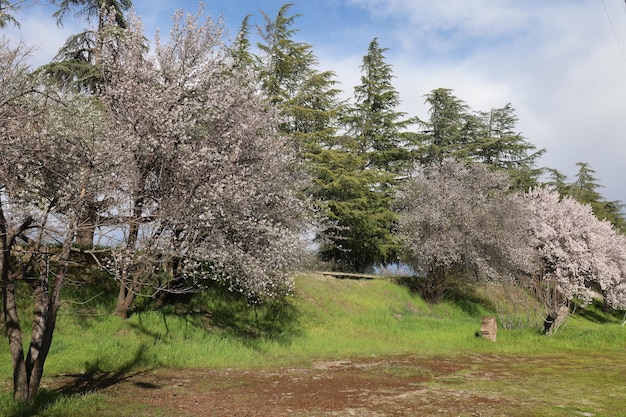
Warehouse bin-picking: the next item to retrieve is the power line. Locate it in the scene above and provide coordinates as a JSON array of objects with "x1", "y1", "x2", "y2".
[{"x1": 601, "y1": 0, "x2": 626, "y2": 66}]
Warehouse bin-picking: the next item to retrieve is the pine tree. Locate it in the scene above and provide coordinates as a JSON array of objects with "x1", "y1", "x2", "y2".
[
  {"x1": 472, "y1": 104, "x2": 545, "y2": 191},
  {"x1": 254, "y1": 4, "x2": 376, "y2": 271},
  {"x1": 417, "y1": 89, "x2": 544, "y2": 191},
  {"x1": 569, "y1": 162, "x2": 626, "y2": 232},
  {"x1": 254, "y1": 4, "x2": 344, "y2": 151},
  {"x1": 544, "y1": 168, "x2": 571, "y2": 196},
  {"x1": 231, "y1": 14, "x2": 254, "y2": 70},
  {"x1": 312, "y1": 149, "x2": 397, "y2": 272},
  {"x1": 315, "y1": 38, "x2": 415, "y2": 271},
  {"x1": 417, "y1": 88, "x2": 474, "y2": 164},
  {"x1": 40, "y1": 0, "x2": 133, "y2": 92},
  {"x1": 345, "y1": 38, "x2": 416, "y2": 172},
  {"x1": 0, "y1": 0, "x2": 20, "y2": 28}
]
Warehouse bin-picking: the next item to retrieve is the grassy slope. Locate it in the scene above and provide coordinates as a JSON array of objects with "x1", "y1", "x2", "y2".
[
  {"x1": 1, "y1": 272, "x2": 625, "y2": 415},
  {"x1": 3, "y1": 272, "x2": 624, "y2": 373}
]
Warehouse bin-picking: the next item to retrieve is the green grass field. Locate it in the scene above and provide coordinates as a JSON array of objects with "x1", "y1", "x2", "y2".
[{"x1": 1, "y1": 272, "x2": 625, "y2": 416}]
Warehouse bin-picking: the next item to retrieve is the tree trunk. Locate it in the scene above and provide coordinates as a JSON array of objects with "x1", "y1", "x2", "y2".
[
  {"x1": 115, "y1": 284, "x2": 135, "y2": 319},
  {"x1": 75, "y1": 194, "x2": 98, "y2": 248},
  {"x1": 1, "y1": 206, "x2": 74, "y2": 401},
  {"x1": 27, "y1": 225, "x2": 74, "y2": 399},
  {"x1": 114, "y1": 193, "x2": 144, "y2": 318},
  {"x1": 1, "y1": 207, "x2": 32, "y2": 400},
  {"x1": 3, "y1": 280, "x2": 30, "y2": 401},
  {"x1": 422, "y1": 264, "x2": 448, "y2": 303}
]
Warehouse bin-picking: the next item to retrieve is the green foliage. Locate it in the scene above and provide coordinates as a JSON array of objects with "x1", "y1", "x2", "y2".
[
  {"x1": 309, "y1": 149, "x2": 398, "y2": 271},
  {"x1": 417, "y1": 87, "x2": 474, "y2": 163},
  {"x1": 312, "y1": 38, "x2": 416, "y2": 271},
  {"x1": 52, "y1": 0, "x2": 133, "y2": 29},
  {"x1": 417, "y1": 88, "x2": 545, "y2": 191},
  {"x1": 569, "y1": 162, "x2": 626, "y2": 232},
  {"x1": 346, "y1": 38, "x2": 416, "y2": 167},
  {"x1": 545, "y1": 162, "x2": 626, "y2": 233},
  {"x1": 41, "y1": 0, "x2": 134, "y2": 93},
  {"x1": 2, "y1": 272, "x2": 625, "y2": 415},
  {"x1": 0, "y1": 0, "x2": 20, "y2": 28}
]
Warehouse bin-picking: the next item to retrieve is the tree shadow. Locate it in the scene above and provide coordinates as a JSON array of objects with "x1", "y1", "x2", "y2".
[
  {"x1": 442, "y1": 281, "x2": 496, "y2": 317},
  {"x1": 54, "y1": 344, "x2": 151, "y2": 396},
  {"x1": 576, "y1": 299, "x2": 624, "y2": 324},
  {"x1": 394, "y1": 275, "x2": 496, "y2": 316},
  {"x1": 2, "y1": 345, "x2": 151, "y2": 417},
  {"x1": 129, "y1": 282, "x2": 303, "y2": 349}
]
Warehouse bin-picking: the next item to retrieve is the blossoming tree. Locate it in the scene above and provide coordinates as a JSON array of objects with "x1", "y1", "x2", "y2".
[
  {"x1": 525, "y1": 188, "x2": 626, "y2": 312},
  {"x1": 397, "y1": 160, "x2": 537, "y2": 303},
  {"x1": 99, "y1": 7, "x2": 309, "y2": 317}
]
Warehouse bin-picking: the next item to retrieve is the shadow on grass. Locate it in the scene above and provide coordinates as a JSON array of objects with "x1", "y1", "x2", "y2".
[
  {"x1": 54, "y1": 344, "x2": 151, "y2": 396},
  {"x1": 129, "y1": 282, "x2": 303, "y2": 349},
  {"x1": 576, "y1": 299, "x2": 624, "y2": 324},
  {"x1": 394, "y1": 275, "x2": 496, "y2": 317},
  {"x1": 443, "y1": 281, "x2": 497, "y2": 317},
  {"x1": 0, "y1": 345, "x2": 150, "y2": 417}
]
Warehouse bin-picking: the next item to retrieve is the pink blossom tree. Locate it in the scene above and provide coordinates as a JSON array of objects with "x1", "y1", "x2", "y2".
[
  {"x1": 525, "y1": 188, "x2": 626, "y2": 313},
  {"x1": 397, "y1": 160, "x2": 537, "y2": 303},
  {"x1": 99, "y1": 6, "x2": 309, "y2": 317}
]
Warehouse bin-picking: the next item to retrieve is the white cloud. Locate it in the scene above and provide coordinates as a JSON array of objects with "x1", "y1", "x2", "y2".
[
  {"x1": 339, "y1": 0, "x2": 626, "y2": 204},
  {"x1": 4, "y1": 0, "x2": 626, "y2": 205}
]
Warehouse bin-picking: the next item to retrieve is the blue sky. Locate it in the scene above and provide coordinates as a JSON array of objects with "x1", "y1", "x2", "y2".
[{"x1": 6, "y1": 0, "x2": 626, "y2": 207}]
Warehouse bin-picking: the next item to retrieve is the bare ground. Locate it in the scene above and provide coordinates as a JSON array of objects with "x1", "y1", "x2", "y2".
[{"x1": 42, "y1": 353, "x2": 625, "y2": 417}]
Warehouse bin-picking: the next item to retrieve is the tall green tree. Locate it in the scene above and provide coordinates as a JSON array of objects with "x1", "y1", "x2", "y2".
[
  {"x1": 417, "y1": 88, "x2": 474, "y2": 164},
  {"x1": 231, "y1": 14, "x2": 254, "y2": 70},
  {"x1": 43, "y1": 0, "x2": 133, "y2": 91},
  {"x1": 569, "y1": 162, "x2": 625, "y2": 232},
  {"x1": 472, "y1": 104, "x2": 545, "y2": 191},
  {"x1": 254, "y1": 4, "x2": 375, "y2": 271},
  {"x1": 345, "y1": 37, "x2": 416, "y2": 172},
  {"x1": 254, "y1": 3, "x2": 343, "y2": 150},
  {"x1": 316, "y1": 38, "x2": 415, "y2": 271},
  {"x1": 417, "y1": 89, "x2": 544, "y2": 191},
  {"x1": 312, "y1": 148, "x2": 397, "y2": 272}
]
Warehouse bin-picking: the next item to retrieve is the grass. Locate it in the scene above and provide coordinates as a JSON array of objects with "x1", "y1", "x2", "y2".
[{"x1": 1, "y1": 272, "x2": 625, "y2": 416}]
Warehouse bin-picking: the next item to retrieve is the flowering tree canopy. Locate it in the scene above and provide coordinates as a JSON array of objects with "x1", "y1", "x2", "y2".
[
  {"x1": 397, "y1": 160, "x2": 537, "y2": 302},
  {"x1": 0, "y1": 6, "x2": 310, "y2": 398},
  {"x1": 99, "y1": 6, "x2": 309, "y2": 316},
  {"x1": 526, "y1": 188, "x2": 626, "y2": 310},
  {"x1": 0, "y1": 37, "x2": 118, "y2": 400}
]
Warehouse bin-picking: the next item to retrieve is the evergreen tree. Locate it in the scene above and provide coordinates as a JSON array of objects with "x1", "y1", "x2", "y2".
[
  {"x1": 316, "y1": 38, "x2": 415, "y2": 271},
  {"x1": 0, "y1": 0, "x2": 20, "y2": 28},
  {"x1": 254, "y1": 3, "x2": 343, "y2": 150},
  {"x1": 254, "y1": 4, "x2": 378, "y2": 271},
  {"x1": 417, "y1": 88, "x2": 480, "y2": 164},
  {"x1": 417, "y1": 89, "x2": 544, "y2": 191},
  {"x1": 312, "y1": 149, "x2": 397, "y2": 272},
  {"x1": 231, "y1": 14, "x2": 254, "y2": 70},
  {"x1": 472, "y1": 104, "x2": 545, "y2": 191},
  {"x1": 345, "y1": 37, "x2": 416, "y2": 172},
  {"x1": 569, "y1": 162, "x2": 626, "y2": 232},
  {"x1": 43, "y1": 0, "x2": 133, "y2": 92},
  {"x1": 544, "y1": 168, "x2": 571, "y2": 196}
]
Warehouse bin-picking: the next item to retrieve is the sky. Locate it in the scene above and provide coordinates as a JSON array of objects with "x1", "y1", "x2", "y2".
[{"x1": 5, "y1": 0, "x2": 626, "y2": 207}]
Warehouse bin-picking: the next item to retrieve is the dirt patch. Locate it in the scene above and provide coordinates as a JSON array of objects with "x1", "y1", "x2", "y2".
[
  {"x1": 42, "y1": 355, "x2": 528, "y2": 416},
  {"x1": 38, "y1": 353, "x2": 625, "y2": 416}
]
